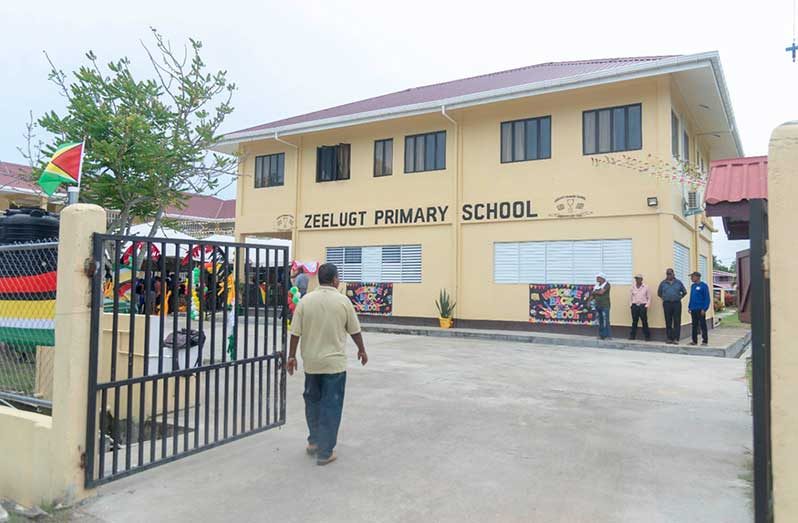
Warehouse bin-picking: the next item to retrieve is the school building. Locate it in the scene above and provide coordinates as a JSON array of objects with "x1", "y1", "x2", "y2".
[{"x1": 215, "y1": 52, "x2": 742, "y2": 337}]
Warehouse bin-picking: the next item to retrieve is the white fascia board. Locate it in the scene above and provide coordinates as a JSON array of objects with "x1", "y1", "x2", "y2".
[
  {"x1": 706, "y1": 54, "x2": 744, "y2": 157},
  {"x1": 215, "y1": 52, "x2": 729, "y2": 150}
]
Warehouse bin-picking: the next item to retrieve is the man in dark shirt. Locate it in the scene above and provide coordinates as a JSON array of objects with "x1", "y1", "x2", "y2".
[{"x1": 657, "y1": 268, "x2": 687, "y2": 344}]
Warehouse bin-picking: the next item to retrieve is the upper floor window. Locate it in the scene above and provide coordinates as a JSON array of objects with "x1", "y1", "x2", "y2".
[
  {"x1": 405, "y1": 131, "x2": 445, "y2": 173},
  {"x1": 316, "y1": 144, "x2": 351, "y2": 182},
  {"x1": 583, "y1": 103, "x2": 641, "y2": 155},
  {"x1": 254, "y1": 153, "x2": 285, "y2": 188},
  {"x1": 374, "y1": 139, "x2": 393, "y2": 177},
  {"x1": 500, "y1": 116, "x2": 551, "y2": 163},
  {"x1": 682, "y1": 130, "x2": 690, "y2": 162},
  {"x1": 671, "y1": 111, "x2": 680, "y2": 158}
]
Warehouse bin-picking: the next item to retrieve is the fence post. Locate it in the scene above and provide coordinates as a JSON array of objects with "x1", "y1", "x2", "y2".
[
  {"x1": 48, "y1": 204, "x2": 105, "y2": 504},
  {"x1": 769, "y1": 121, "x2": 798, "y2": 521}
]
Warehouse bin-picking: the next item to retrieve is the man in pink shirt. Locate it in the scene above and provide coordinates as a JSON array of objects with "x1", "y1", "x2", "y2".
[{"x1": 629, "y1": 274, "x2": 651, "y2": 341}]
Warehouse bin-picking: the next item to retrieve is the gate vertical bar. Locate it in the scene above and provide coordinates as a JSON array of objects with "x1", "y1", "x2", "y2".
[
  {"x1": 750, "y1": 198, "x2": 773, "y2": 523},
  {"x1": 84, "y1": 234, "x2": 105, "y2": 486}
]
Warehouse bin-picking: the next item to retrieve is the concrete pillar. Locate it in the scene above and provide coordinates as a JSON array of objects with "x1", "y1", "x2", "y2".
[
  {"x1": 769, "y1": 121, "x2": 798, "y2": 520},
  {"x1": 48, "y1": 204, "x2": 106, "y2": 504}
]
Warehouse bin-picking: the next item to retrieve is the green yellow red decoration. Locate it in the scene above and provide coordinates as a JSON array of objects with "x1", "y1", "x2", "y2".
[{"x1": 39, "y1": 142, "x2": 84, "y2": 196}]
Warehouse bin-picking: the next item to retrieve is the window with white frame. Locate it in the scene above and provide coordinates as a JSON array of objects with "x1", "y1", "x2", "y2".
[
  {"x1": 673, "y1": 242, "x2": 691, "y2": 284},
  {"x1": 326, "y1": 245, "x2": 421, "y2": 283},
  {"x1": 494, "y1": 239, "x2": 633, "y2": 284}
]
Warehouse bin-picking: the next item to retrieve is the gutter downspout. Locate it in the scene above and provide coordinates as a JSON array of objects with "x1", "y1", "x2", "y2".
[
  {"x1": 441, "y1": 106, "x2": 461, "y2": 318},
  {"x1": 275, "y1": 131, "x2": 301, "y2": 256}
]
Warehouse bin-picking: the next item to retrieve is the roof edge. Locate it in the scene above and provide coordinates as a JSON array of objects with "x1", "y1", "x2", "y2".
[{"x1": 214, "y1": 52, "x2": 727, "y2": 152}]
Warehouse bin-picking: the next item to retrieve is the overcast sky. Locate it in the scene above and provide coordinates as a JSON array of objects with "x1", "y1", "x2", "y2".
[{"x1": 2, "y1": 0, "x2": 796, "y2": 264}]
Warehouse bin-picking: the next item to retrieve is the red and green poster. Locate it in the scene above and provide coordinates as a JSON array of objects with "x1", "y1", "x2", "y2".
[{"x1": 529, "y1": 283, "x2": 596, "y2": 325}]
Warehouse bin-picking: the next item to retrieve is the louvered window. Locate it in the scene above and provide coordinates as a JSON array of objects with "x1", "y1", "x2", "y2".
[
  {"x1": 325, "y1": 244, "x2": 421, "y2": 283},
  {"x1": 673, "y1": 242, "x2": 690, "y2": 284}
]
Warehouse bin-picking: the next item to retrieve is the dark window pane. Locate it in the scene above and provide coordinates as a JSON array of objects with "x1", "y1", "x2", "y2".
[
  {"x1": 415, "y1": 136, "x2": 425, "y2": 171},
  {"x1": 384, "y1": 139, "x2": 393, "y2": 175},
  {"x1": 513, "y1": 121, "x2": 525, "y2": 161},
  {"x1": 344, "y1": 247, "x2": 361, "y2": 263},
  {"x1": 525, "y1": 120, "x2": 538, "y2": 160},
  {"x1": 612, "y1": 107, "x2": 626, "y2": 151},
  {"x1": 671, "y1": 111, "x2": 679, "y2": 157},
  {"x1": 627, "y1": 105, "x2": 641, "y2": 150},
  {"x1": 598, "y1": 109, "x2": 611, "y2": 153},
  {"x1": 539, "y1": 117, "x2": 551, "y2": 159},
  {"x1": 374, "y1": 141, "x2": 383, "y2": 176},
  {"x1": 337, "y1": 143, "x2": 350, "y2": 180},
  {"x1": 254, "y1": 157, "x2": 262, "y2": 188},
  {"x1": 435, "y1": 132, "x2": 445, "y2": 169},
  {"x1": 405, "y1": 136, "x2": 414, "y2": 172},
  {"x1": 318, "y1": 147, "x2": 336, "y2": 182},
  {"x1": 584, "y1": 112, "x2": 596, "y2": 154},
  {"x1": 683, "y1": 131, "x2": 690, "y2": 162},
  {"x1": 501, "y1": 122, "x2": 512, "y2": 162},
  {"x1": 425, "y1": 133, "x2": 436, "y2": 169}
]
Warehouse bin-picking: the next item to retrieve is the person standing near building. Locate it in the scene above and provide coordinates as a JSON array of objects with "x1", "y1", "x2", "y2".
[
  {"x1": 287, "y1": 263, "x2": 368, "y2": 466},
  {"x1": 629, "y1": 274, "x2": 651, "y2": 341},
  {"x1": 657, "y1": 268, "x2": 687, "y2": 344},
  {"x1": 688, "y1": 271, "x2": 711, "y2": 346},
  {"x1": 589, "y1": 273, "x2": 611, "y2": 340},
  {"x1": 295, "y1": 266, "x2": 310, "y2": 297}
]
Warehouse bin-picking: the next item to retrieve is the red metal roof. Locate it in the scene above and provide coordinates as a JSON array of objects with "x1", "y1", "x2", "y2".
[
  {"x1": 0, "y1": 161, "x2": 42, "y2": 193},
  {"x1": 165, "y1": 193, "x2": 236, "y2": 221},
  {"x1": 705, "y1": 156, "x2": 768, "y2": 205},
  {"x1": 233, "y1": 56, "x2": 677, "y2": 134}
]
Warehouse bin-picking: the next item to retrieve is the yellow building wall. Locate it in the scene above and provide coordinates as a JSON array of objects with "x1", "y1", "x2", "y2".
[{"x1": 234, "y1": 74, "x2": 711, "y2": 328}]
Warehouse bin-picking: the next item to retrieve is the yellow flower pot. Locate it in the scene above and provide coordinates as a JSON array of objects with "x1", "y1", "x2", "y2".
[{"x1": 438, "y1": 317, "x2": 453, "y2": 329}]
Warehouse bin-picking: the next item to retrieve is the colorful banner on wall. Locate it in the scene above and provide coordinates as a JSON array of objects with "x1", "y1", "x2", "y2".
[
  {"x1": 346, "y1": 282, "x2": 393, "y2": 315},
  {"x1": 528, "y1": 283, "x2": 596, "y2": 325},
  {"x1": 0, "y1": 247, "x2": 58, "y2": 347}
]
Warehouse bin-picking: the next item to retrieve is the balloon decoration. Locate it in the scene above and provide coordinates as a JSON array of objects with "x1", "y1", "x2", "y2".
[
  {"x1": 287, "y1": 285, "x2": 302, "y2": 314},
  {"x1": 190, "y1": 267, "x2": 201, "y2": 321}
]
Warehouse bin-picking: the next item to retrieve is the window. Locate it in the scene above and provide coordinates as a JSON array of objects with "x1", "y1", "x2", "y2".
[
  {"x1": 699, "y1": 255, "x2": 708, "y2": 279},
  {"x1": 673, "y1": 242, "x2": 690, "y2": 284},
  {"x1": 374, "y1": 139, "x2": 393, "y2": 177},
  {"x1": 583, "y1": 104, "x2": 641, "y2": 155},
  {"x1": 254, "y1": 153, "x2": 285, "y2": 188},
  {"x1": 494, "y1": 239, "x2": 633, "y2": 284},
  {"x1": 671, "y1": 111, "x2": 680, "y2": 158},
  {"x1": 500, "y1": 116, "x2": 551, "y2": 163},
  {"x1": 325, "y1": 244, "x2": 422, "y2": 283},
  {"x1": 682, "y1": 130, "x2": 690, "y2": 162},
  {"x1": 316, "y1": 144, "x2": 351, "y2": 182},
  {"x1": 404, "y1": 131, "x2": 445, "y2": 173}
]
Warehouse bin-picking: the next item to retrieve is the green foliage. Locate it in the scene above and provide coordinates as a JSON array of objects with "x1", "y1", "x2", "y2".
[
  {"x1": 434, "y1": 289, "x2": 456, "y2": 318},
  {"x1": 31, "y1": 28, "x2": 237, "y2": 234}
]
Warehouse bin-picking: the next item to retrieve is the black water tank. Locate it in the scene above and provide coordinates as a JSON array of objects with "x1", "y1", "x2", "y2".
[{"x1": 0, "y1": 208, "x2": 60, "y2": 244}]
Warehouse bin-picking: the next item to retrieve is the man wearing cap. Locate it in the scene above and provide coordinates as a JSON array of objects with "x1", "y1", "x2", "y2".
[
  {"x1": 688, "y1": 271, "x2": 711, "y2": 346},
  {"x1": 589, "y1": 273, "x2": 611, "y2": 340},
  {"x1": 657, "y1": 268, "x2": 687, "y2": 344},
  {"x1": 629, "y1": 274, "x2": 651, "y2": 341}
]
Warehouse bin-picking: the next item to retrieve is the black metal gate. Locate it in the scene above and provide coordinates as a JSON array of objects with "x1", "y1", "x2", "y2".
[
  {"x1": 749, "y1": 198, "x2": 772, "y2": 523},
  {"x1": 85, "y1": 234, "x2": 289, "y2": 487}
]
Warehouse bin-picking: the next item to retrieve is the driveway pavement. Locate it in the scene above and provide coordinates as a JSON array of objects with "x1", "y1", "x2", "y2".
[{"x1": 72, "y1": 333, "x2": 752, "y2": 523}]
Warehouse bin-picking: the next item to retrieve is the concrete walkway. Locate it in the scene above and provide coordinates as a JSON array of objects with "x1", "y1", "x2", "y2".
[
  {"x1": 72, "y1": 333, "x2": 752, "y2": 523},
  {"x1": 362, "y1": 323, "x2": 751, "y2": 358}
]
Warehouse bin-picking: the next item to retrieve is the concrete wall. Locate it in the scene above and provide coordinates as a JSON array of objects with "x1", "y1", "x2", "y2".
[
  {"x1": 235, "y1": 74, "x2": 713, "y2": 328},
  {"x1": 769, "y1": 121, "x2": 798, "y2": 520},
  {"x1": 0, "y1": 204, "x2": 105, "y2": 507}
]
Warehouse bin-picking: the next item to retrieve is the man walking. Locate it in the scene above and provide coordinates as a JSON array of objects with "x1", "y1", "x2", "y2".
[
  {"x1": 286, "y1": 263, "x2": 368, "y2": 466},
  {"x1": 629, "y1": 274, "x2": 651, "y2": 341},
  {"x1": 657, "y1": 268, "x2": 687, "y2": 344},
  {"x1": 688, "y1": 271, "x2": 711, "y2": 346}
]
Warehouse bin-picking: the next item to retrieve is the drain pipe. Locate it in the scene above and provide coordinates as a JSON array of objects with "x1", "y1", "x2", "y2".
[
  {"x1": 274, "y1": 131, "x2": 298, "y2": 149},
  {"x1": 274, "y1": 131, "x2": 300, "y2": 255},
  {"x1": 441, "y1": 106, "x2": 461, "y2": 317}
]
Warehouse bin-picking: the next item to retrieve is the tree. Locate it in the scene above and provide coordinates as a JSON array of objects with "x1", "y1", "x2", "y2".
[
  {"x1": 713, "y1": 255, "x2": 730, "y2": 273},
  {"x1": 30, "y1": 28, "x2": 236, "y2": 234}
]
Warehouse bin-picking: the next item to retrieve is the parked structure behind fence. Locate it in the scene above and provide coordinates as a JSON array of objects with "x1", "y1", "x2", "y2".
[{"x1": 0, "y1": 240, "x2": 58, "y2": 412}]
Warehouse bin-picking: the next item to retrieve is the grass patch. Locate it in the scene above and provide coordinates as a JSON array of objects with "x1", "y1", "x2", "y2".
[{"x1": 717, "y1": 308, "x2": 744, "y2": 329}]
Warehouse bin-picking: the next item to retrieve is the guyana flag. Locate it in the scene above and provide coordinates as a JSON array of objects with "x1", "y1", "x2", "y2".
[{"x1": 39, "y1": 141, "x2": 84, "y2": 196}]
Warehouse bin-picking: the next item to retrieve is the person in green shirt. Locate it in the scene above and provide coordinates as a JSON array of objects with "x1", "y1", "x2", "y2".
[{"x1": 589, "y1": 273, "x2": 612, "y2": 339}]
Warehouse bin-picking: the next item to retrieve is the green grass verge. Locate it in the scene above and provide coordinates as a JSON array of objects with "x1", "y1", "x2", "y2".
[{"x1": 717, "y1": 308, "x2": 744, "y2": 328}]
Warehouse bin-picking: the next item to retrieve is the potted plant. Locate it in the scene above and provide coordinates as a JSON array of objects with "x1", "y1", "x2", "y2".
[{"x1": 435, "y1": 289, "x2": 456, "y2": 329}]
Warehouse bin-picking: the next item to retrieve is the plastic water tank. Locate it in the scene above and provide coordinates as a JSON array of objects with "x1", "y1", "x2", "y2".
[{"x1": 0, "y1": 208, "x2": 60, "y2": 244}]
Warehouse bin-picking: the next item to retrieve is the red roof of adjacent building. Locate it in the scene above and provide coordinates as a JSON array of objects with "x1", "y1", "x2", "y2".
[
  {"x1": 232, "y1": 56, "x2": 677, "y2": 134},
  {"x1": 705, "y1": 156, "x2": 768, "y2": 205},
  {"x1": 0, "y1": 161, "x2": 41, "y2": 194},
  {"x1": 165, "y1": 193, "x2": 235, "y2": 221}
]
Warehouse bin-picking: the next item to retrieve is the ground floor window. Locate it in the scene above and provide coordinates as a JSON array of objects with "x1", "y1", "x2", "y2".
[
  {"x1": 673, "y1": 242, "x2": 691, "y2": 284},
  {"x1": 494, "y1": 239, "x2": 632, "y2": 284},
  {"x1": 699, "y1": 254, "x2": 708, "y2": 279},
  {"x1": 326, "y1": 244, "x2": 421, "y2": 283}
]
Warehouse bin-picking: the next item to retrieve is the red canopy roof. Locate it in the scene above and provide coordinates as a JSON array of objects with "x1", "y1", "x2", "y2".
[{"x1": 705, "y1": 156, "x2": 768, "y2": 205}]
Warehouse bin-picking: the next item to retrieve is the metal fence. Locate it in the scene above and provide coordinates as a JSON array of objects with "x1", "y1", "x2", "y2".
[{"x1": 0, "y1": 240, "x2": 58, "y2": 413}]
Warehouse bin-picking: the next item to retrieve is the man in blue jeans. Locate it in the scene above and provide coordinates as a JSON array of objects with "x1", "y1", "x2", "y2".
[
  {"x1": 287, "y1": 263, "x2": 368, "y2": 466},
  {"x1": 688, "y1": 271, "x2": 711, "y2": 346}
]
